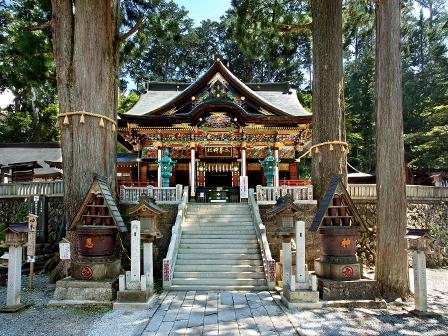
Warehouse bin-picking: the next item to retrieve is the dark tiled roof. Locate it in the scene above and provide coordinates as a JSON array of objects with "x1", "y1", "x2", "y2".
[{"x1": 125, "y1": 61, "x2": 310, "y2": 118}]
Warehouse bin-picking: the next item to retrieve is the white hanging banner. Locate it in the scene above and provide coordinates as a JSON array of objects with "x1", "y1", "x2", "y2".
[{"x1": 240, "y1": 176, "x2": 249, "y2": 198}]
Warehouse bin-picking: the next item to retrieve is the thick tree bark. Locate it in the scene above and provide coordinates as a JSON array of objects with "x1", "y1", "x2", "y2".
[
  {"x1": 311, "y1": 0, "x2": 347, "y2": 200},
  {"x1": 375, "y1": 0, "x2": 409, "y2": 300},
  {"x1": 51, "y1": 1, "x2": 119, "y2": 255}
]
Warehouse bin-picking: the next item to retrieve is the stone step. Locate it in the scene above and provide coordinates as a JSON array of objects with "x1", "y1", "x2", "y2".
[
  {"x1": 171, "y1": 277, "x2": 267, "y2": 286},
  {"x1": 173, "y1": 271, "x2": 266, "y2": 279},
  {"x1": 182, "y1": 231, "x2": 257, "y2": 240},
  {"x1": 179, "y1": 243, "x2": 259, "y2": 249},
  {"x1": 175, "y1": 258, "x2": 263, "y2": 266},
  {"x1": 177, "y1": 247, "x2": 260, "y2": 254},
  {"x1": 168, "y1": 284, "x2": 268, "y2": 291},
  {"x1": 184, "y1": 218, "x2": 253, "y2": 224},
  {"x1": 182, "y1": 229, "x2": 256, "y2": 235},
  {"x1": 176, "y1": 253, "x2": 261, "y2": 260},
  {"x1": 174, "y1": 264, "x2": 264, "y2": 272},
  {"x1": 180, "y1": 238, "x2": 258, "y2": 244}
]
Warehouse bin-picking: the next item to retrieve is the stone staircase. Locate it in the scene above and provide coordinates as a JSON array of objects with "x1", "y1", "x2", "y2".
[{"x1": 171, "y1": 203, "x2": 267, "y2": 291}]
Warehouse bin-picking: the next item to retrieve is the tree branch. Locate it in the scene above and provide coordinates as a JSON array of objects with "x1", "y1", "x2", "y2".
[
  {"x1": 118, "y1": 16, "x2": 144, "y2": 41},
  {"x1": 275, "y1": 22, "x2": 312, "y2": 33},
  {"x1": 24, "y1": 21, "x2": 51, "y2": 32}
]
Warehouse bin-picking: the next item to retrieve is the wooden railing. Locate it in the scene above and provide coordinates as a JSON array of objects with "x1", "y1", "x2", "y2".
[
  {"x1": 347, "y1": 184, "x2": 448, "y2": 200},
  {"x1": 0, "y1": 181, "x2": 63, "y2": 198},
  {"x1": 1, "y1": 181, "x2": 447, "y2": 203},
  {"x1": 256, "y1": 184, "x2": 314, "y2": 204},
  {"x1": 119, "y1": 184, "x2": 183, "y2": 204}
]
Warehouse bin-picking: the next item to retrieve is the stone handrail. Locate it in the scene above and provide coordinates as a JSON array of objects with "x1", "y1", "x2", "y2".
[
  {"x1": 0, "y1": 181, "x2": 63, "y2": 198},
  {"x1": 162, "y1": 186, "x2": 189, "y2": 288},
  {"x1": 248, "y1": 188, "x2": 276, "y2": 290},
  {"x1": 255, "y1": 184, "x2": 313, "y2": 204},
  {"x1": 119, "y1": 184, "x2": 183, "y2": 204}
]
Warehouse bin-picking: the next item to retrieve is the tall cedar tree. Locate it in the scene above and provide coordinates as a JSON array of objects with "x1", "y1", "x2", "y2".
[
  {"x1": 311, "y1": 0, "x2": 347, "y2": 200},
  {"x1": 375, "y1": 0, "x2": 409, "y2": 300},
  {"x1": 51, "y1": 1, "x2": 119, "y2": 254}
]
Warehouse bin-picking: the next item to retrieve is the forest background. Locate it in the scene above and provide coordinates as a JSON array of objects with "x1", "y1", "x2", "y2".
[{"x1": 0, "y1": 0, "x2": 446, "y2": 174}]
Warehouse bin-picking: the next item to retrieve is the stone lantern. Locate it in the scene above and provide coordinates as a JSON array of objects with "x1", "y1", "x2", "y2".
[
  {"x1": 3, "y1": 222, "x2": 29, "y2": 247},
  {"x1": 1, "y1": 222, "x2": 29, "y2": 311},
  {"x1": 115, "y1": 195, "x2": 165, "y2": 309},
  {"x1": 266, "y1": 195, "x2": 320, "y2": 308},
  {"x1": 259, "y1": 148, "x2": 279, "y2": 187},
  {"x1": 405, "y1": 228, "x2": 434, "y2": 314},
  {"x1": 128, "y1": 194, "x2": 164, "y2": 243},
  {"x1": 157, "y1": 149, "x2": 176, "y2": 187}
]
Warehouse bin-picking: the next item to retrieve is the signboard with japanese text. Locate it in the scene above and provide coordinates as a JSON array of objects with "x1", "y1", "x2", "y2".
[
  {"x1": 205, "y1": 146, "x2": 233, "y2": 158},
  {"x1": 59, "y1": 239, "x2": 71, "y2": 260},
  {"x1": 27, "y1": 213, "x2": 38, "y2": 258}
]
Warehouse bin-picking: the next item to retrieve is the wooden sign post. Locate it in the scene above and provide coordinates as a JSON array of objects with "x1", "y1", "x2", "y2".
[
  {"x1": 27, "y1": 214, "x2": 38, "y2": 289},
  {"x1": 59, "y1": 238, "x2": 71, "y2": 279}
]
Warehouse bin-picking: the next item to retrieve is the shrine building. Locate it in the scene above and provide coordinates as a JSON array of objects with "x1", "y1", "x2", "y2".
[{"x1": 117, "y1": 59, "x2": 312, "y2": 201}]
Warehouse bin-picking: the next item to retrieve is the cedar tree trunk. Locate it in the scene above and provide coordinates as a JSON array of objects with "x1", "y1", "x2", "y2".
[
  {"x1": 375, "y1": 0, "x2": 409, "y2": 300},
  {"x1": 311, "y1": 0, "x2": 347, "y2": 200},
  {"x1": 51, "y1": 1, "x2": 119, "y2": 254}
]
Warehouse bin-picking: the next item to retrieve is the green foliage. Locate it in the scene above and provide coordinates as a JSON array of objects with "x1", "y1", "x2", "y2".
[
  {"x1": 118, "y1": 92, "x2": 140, "y2": 114},
  {"x1": 0, "y1": 103, "x2": 59, "y2": 142},
  {"x1": 406, "y1": 105, "x2": 448, "y2": 169},
  {"x1": 229, "y1": 0, "x2": 311, "y2": 84}
]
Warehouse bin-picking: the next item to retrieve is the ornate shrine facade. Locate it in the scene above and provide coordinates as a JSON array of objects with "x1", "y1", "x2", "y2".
[{"x1": 118, "y1": 59, "x2": 312, "y2": 200}]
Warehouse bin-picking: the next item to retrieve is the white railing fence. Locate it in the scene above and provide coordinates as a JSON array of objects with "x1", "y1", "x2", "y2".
[
  {"x1": 0, "y1": 181, "x2": 63, "y2": 198},
  {"x1": 248, "y1": 188, "x2": 276, "y2": 290},
  {"x1": 119, "y1": 184, "x2": 183, "y2": 204},
  {"x1": 162, "y1": 187, "x2": 189, "y2": 289},
  {"x1": 256, "y1": 184, "x2": 313, "y2": 204}
]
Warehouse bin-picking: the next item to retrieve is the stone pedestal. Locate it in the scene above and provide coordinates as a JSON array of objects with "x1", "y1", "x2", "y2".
[
  {"x1": 71, "y1": 259, "x2": 121, "y2": 281},
  {"x1": 314, "y1": 259, "x2": 362, "y2": 281},
  {"x1": 49, "y1": 276, "x2": 119, "y2": 306},
  {"x1": 282, "y1": 285, "x2": 321, "y2": 309},
  {"x1": 113, "y1": 220, "x2": 156, "y2": 310},
  {"x1": 0, "y1": 246, "x2": 30, "y2": 312}
]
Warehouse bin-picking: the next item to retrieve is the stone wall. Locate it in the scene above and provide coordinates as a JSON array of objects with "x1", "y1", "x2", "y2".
[
  {"x1": 354, "y1": 200, "x2": 448, "y2": 268},
  {"x1": 258, "y1": 203, "x2": 321, "y2": 270},
  {"x1": 1, "y1": 196, "x2": 446, "y2": 275},
  {"x1": 259, "y1": 199, "x2": 447, "y2": 270}
]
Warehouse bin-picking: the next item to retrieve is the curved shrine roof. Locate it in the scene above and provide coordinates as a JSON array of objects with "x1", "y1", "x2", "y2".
[{"x1": 124, "y1": 60, "x2": 310, "y2": 121}]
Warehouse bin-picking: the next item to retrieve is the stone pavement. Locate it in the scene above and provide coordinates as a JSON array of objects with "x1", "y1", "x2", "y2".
[
  {"x1": 130, "y1": 288, "x2": 448, "y2": 336},
  {"x1": 87, "y1": 268, "x2": 448, "y2": 336},
  {"x1": 141, "y1": 291, "x2": 298, "y2": 335}
]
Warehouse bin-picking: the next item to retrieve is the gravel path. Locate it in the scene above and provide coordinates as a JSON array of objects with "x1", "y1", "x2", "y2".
[{"x1": 0, "y1": 268, "x2": 446, "y2": 336}]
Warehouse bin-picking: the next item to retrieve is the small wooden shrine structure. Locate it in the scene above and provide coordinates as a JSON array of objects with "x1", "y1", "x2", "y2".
[
  {"x1": 118, "y1": 58, "x2": 312, "y2": 200},
  {"x1": 68, "y1": 176, "x2": 127, "y2": 281}
]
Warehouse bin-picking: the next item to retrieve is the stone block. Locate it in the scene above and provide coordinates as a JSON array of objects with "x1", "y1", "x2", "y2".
[
  {"x1": 283, "y1": 286, "x2": 319, "y2": 303},
  {"x1": 51, "y1": 276, "x2": 119, "y2": 304},
  {"x1": 116, "y1": 288, "x2": 153, "y2": 302},
  {"x1": 317, "y1": 276, "x2": 379, "y2": 301}
]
